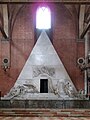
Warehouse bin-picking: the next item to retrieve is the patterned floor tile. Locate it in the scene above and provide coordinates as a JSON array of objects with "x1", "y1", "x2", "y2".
[{"x1": 0, "y1": 117, "x2": 90, "y2": 120}]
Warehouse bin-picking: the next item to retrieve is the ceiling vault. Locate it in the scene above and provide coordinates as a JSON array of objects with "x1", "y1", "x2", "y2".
[{"x1": 0, "y1": 2, "x2": 89, "y2": 40}]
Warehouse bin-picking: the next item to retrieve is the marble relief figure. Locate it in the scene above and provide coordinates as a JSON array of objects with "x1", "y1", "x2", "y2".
[
  {"x1": 4, "y1": 76, "x2": 81, "y2": 99},
  {"x1": 48, "y1": 78, "x2": 76, "y2": 98},
  {"x1": 32, "y1": 66, "x2": 55, "y2": 78}
]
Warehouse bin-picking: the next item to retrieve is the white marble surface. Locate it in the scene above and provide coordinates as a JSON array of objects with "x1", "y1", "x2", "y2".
[{"x1": 4, "y1": 31, "x2": 77, "y2": 100}]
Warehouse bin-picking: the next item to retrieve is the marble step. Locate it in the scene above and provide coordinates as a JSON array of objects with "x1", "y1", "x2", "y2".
[{"x1": 0, "y1": 109, "x2": 90, "y2": 117}]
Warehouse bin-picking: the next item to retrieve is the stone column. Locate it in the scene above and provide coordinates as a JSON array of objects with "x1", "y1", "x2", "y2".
[{"x1": 85, "y1": 30, "x2": 90, "y2": 95}]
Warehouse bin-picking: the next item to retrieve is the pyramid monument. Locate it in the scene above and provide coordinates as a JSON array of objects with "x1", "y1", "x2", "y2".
[{"x1": 4, "y1": 31, "x2": 77, "y2": 100}]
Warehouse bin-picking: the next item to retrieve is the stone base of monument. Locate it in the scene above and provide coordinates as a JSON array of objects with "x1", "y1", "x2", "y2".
[
  {"x1": 3, "y1": 93, "x2": 78, "y2": 100},
  {"x1": 0, "y1": 99, "x2": 90, "y2": 109}
]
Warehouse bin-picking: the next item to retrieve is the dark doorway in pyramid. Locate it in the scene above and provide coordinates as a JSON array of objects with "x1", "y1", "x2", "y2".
[{"x1": 40, "y1": 79, "x2": 48, "y2": 93}]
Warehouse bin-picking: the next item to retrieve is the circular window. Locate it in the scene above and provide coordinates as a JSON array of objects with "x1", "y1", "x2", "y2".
[
  {"x1": 77, "y1": 57, "x2": 85, "y2": 65},
  {"x1": 3, "y1": 58, "x2": 9, "y2": 64}
]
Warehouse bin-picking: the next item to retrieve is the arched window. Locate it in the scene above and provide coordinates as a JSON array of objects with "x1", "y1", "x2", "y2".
[{"x1": 36, "y1": 6, "x2": 51, "y2": 29}]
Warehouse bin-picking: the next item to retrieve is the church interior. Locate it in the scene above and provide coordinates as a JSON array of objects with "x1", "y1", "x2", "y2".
[{"x1": 0, "y1": 0, "x2": 90, "y2": 119}]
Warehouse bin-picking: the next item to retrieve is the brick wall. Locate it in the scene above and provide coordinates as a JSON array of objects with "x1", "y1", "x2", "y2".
[
  {"x1": 53, "y1": 4, "x2": 85, "y2": 90},
  {"x1": 0, "y1": 3, "x2": 85, "y2": 96},
  {"x1": 0, "y1": 4, "x2": 34, "y2": 96}
]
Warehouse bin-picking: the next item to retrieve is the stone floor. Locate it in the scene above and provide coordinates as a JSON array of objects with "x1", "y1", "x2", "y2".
[
  {"x1": 0, "y1": 117, "x2": 90, "y2": 120},
  {"x1": 0, "y1": 109, "x2": 90, "y2": 120},
  {"x1": 0, "y1": 108, "x2": 90, "y2": 117}
]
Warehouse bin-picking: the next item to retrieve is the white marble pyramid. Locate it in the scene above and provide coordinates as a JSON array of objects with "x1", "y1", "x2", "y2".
[
  {"x1": 17, "y1": 31, "x2": 72, "y2": 82},
  {"x1": 4, "y1": 31, "x2": 77, "y2": 99}
]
